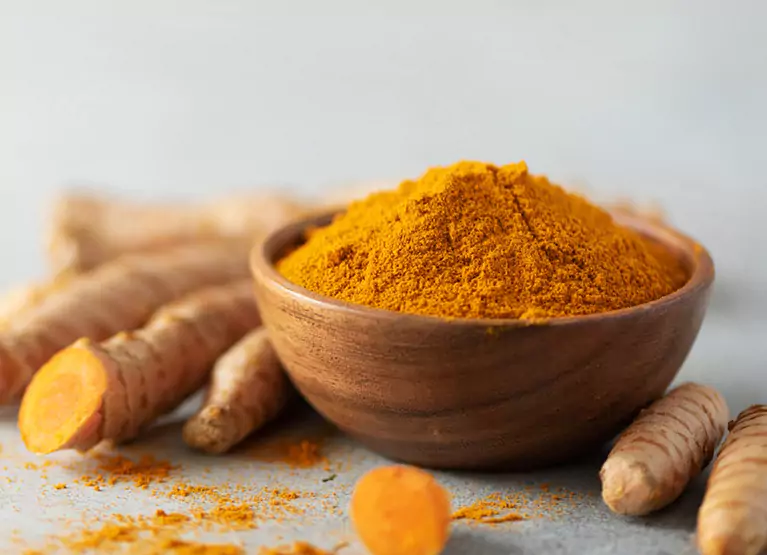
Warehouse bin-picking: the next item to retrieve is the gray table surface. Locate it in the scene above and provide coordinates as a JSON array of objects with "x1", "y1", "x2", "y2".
[{"x1": 0, "y1": 294, "x2": 763, "y2": 555}]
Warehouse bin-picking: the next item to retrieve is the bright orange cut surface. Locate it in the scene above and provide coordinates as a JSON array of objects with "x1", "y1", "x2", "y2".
[
  {"x1": 19, "y1": 346, "x2": 107, "y2": 454},
  {"x1": 350, "y1": 465, "x2": 451, "y2": 555}
]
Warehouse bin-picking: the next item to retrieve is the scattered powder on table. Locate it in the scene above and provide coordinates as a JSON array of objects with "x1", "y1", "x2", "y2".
[
  {"x1": 250, "y1": 438, "x2": 329, "y2": 469},
  {"x1": 193, "y1": 503, "x2": 257, "y2": 530},
  {"x1": 452, "y1": 484, "x2": 585, "y2": 525},
  {"x1": 25, "y1": 510, "x2": 246, "y2": 554},
  {"x1": 258, "y1": 541, "x2": 345, "y2": 555},
  {"x1": 17, "y1": 447, "x2": 343, "y2": 552},
  {"x1": 75, "y1": 453, "x2": 176, "y2": 491},
  {"x1": 167, "y1": 483, "x2": 237, "y2": 505},
  {"x1": 166, "y1": 482, "x2": 329, "y2": 524},
  {"x1": 151, "y1": 539, "x2": 243, "y2": 555},
  {"x1": 452, "y1": 494, "x2": 526, "y2": 524}
]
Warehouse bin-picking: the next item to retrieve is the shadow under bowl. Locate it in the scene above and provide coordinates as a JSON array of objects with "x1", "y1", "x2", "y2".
[{"x1": 250, "y1": 211, "x2": 714, "y2": 470}]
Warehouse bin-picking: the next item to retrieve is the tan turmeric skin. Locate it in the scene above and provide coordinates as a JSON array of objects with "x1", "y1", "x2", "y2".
[
  {"x1": 183, "y1": 328, "x2": 291, "y2": 454},
  {"x1": 698, "y1": 405, "x2": 767, "y2": 555},
  {"x1": 48, "y1": 191, "x2": 309, "y2": 274},
  {"x1": 279, "y1": 161, "x2": 687, "y2": 320},
  {"x1": 600, "y1": 383, "x2": 729, "y2": 516}
]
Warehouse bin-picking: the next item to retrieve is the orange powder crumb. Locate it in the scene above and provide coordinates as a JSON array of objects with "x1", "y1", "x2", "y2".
[
  {"x1": 164, "y1": 481, "x2": 323, "y2": 525},
  {"x1": 258, "y1": 541, "x2": 344, "y2": 555},
  {"x1": 452, "y1": 484, "x2": 582, "y2": 525},
  {"x1": 156, "y1": 538, "x2": 244, "y2": 555},
  {"x1": 29, "y1": 512, "x2": 246, "y2": 554},
  {"x1": 482, "y1": 514, "x2": 526, "y2": 524},
  {"x1": 452, "y1": 495, "x2": 525, "y2": 524},
  {"x1": 23, "y1": 461, "x2": 55, "y2": 471},
  {"x1": 63, "y1": 523, "x2": 140, "y2": 551},
  {"x1": 288, "y1": 440, "x2": 326, "y2": 468},
  {"x1": 53, "y1": 483, "x2": 66, "y2": 490},
  {"x1": 250, "y1": 438, "x2": 329, "y2": 469},
  {"x1": 194, "y1": 503, "x2": 256, "y2": 530},
  {"x1": 152, "y1": 510, "x2": 191, "y2": 526},
  {"x1": 74, "y1": 454, "x2": 175, "y2": 491},
  {"x1": 167, "y1": 483, "x2": 235, "y2": 505}
]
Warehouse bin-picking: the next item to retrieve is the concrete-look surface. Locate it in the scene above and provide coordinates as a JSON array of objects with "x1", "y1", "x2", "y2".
[
  {"x1": 0, "y1": 303, "x2": 762, "y2": 555},
  {"x1": 2, "y1": 6, "x2": 765, "y2": 554}
]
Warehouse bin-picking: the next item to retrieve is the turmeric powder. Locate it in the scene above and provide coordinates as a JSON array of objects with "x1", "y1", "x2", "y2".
[
  {"x1": 249, "y1": 437, "x2": 329, "y2": 469},
  {"x1": 600, "y1": 383, "x2": 729, "y2": 516},
  {"x1": 258, "y1": 542, "x2": 342, "y2": 555},
  {"x1": 78, "y1": 454, "x2": 176, "y2": 489},
  {"x1": 19, "y1": 280, "x2": 260, "y2": 454},
  {"x1": 183, "y1": 328, "x2": 291, "y2": 454},
  {"x1": 34, "y1": 518, "x2": 246, "y2": 554},
  {"x1": 350, "y1": 465, "x2": 451, "y2": 555},
  {"x1": 49, "y1": 190, "x2": 309, "y2": 274},
  {"x1": 452, "y1": 496, "x2": 525, "y2": 524},
  {"x1": 697, "y1": 405, "x2": 767, "y2": 555},
  {"x1": 279, "y1": 161, "x2": 687, "y2": 320},
  {"x1": 0, "y1": 241, "x2": 250, "y2": 403}
]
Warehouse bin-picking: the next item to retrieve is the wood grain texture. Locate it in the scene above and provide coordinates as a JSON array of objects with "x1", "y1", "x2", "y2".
[{"x1": 251, "y1": 211, "x2": 715, "y2": 470}]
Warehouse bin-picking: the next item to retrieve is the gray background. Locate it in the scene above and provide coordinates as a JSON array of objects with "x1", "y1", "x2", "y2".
[{"x1": 1, "y1": 4, "x2": 766, "y2": 553}]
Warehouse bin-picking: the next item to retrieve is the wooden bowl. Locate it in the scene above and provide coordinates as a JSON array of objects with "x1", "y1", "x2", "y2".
[{"x1": 251, "y1": 211, "x2": 715, "y2": 470}]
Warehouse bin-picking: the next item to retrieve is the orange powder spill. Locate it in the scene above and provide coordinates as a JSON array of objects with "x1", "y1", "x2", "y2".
[
  {"x1": 157, "y1": 539, "x2": 244, "y2": 555},
  {"x1": 258, "y1": 541, "x2": 345, "y2": 555},
  {"x1": 61, "y1": 523, "x2": 140, "y2": 551},
  {"x1": 164, "y1": 482, "x2": 335, "y2": 525},
  {"x1": 194, "y1": 503, "x2": 257, "y2": 530},
  {"x1": 28, "y1": 511, "x2": 247, "y2": 554},
  {"x1": 250, "y1": 438, "x2": 329, "y2": 469},
  {"x1": 452, "y1": 484, "x2": 586, "y2": 525},
  {"x1": 16, "y1": 442, "x2": 346, "y2": 553},
  {"x1": 452, "y1": 495, "x2": 525, "y2": 524},
  {"x1": 74, "y1": 454, "x2": 176, "y2": 491}
]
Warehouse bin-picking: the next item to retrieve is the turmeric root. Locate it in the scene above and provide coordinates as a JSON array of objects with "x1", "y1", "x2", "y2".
[
  {"x1": 697, "y1": 405, "x2": 767, "y2": 555},
  {"x1": 49, "y1": 191, "x2": 309, "y2": 274},
  {"x1": 350, "y1": 465, "x2": 451, "y2": 555},
  {"x1": 0, "y1": 276, "x2": 73, "y2": 330},
  {"x1": 182, "y1": 328, "x2": 290, "y2": 454},
  {"x1": 600, "y1": 382, "x2": 729, "y2": 516},
  {"x1": 19, "y1": 280, "x2": 260, "y2": 454},
  {"x1": 0, "y1": 241, "x2": 250, "y2": 403}
]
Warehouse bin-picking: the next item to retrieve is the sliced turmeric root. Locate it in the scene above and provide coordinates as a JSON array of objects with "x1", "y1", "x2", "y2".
[
  {"x1": 182, "y1": 328, "x2": 291, "y2": 454},
  {"x1": 697, "y1": 405, "x2": 767, "y2": 555},
  {"x1": 0, "y1": 241, "x2": 250, "y2": 403},
  {"x1": 350, "y1": 465, "x2": 452, "y2": 555},
  {"x1": 600, "y1": 382, "x2": 729, "y2": 516},
  {"x1": 19, "y1": 280, "x2": 260, "y2": 454}
]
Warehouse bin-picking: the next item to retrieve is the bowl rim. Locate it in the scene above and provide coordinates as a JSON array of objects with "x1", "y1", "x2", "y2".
[{"x1": 251, "y1": 209, "x2": 715, "y2": 328}]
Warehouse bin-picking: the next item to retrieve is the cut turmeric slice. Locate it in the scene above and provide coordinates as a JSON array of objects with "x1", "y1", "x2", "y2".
[
  {"x1": 697, "y1": 405, "x2": 767, "y2": 555},
  {"x1": 19, "y1": 280, "x2": 260, "y2": 454},
  {"x1": 350, "y1": 465, "x2": 451, "y2": 555},
  {"x1": 183, "y1": 328, "x2": 291, "y2": 454},
  {"x1": 0, "y1": 241, "x2": 250, "y2": 403},
  {"x1": 600, "y1": 382, "x2": 729, "y2": 516},
  {"x1": 49, "y1": 191, "x2": 309, "y2": 274}
]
